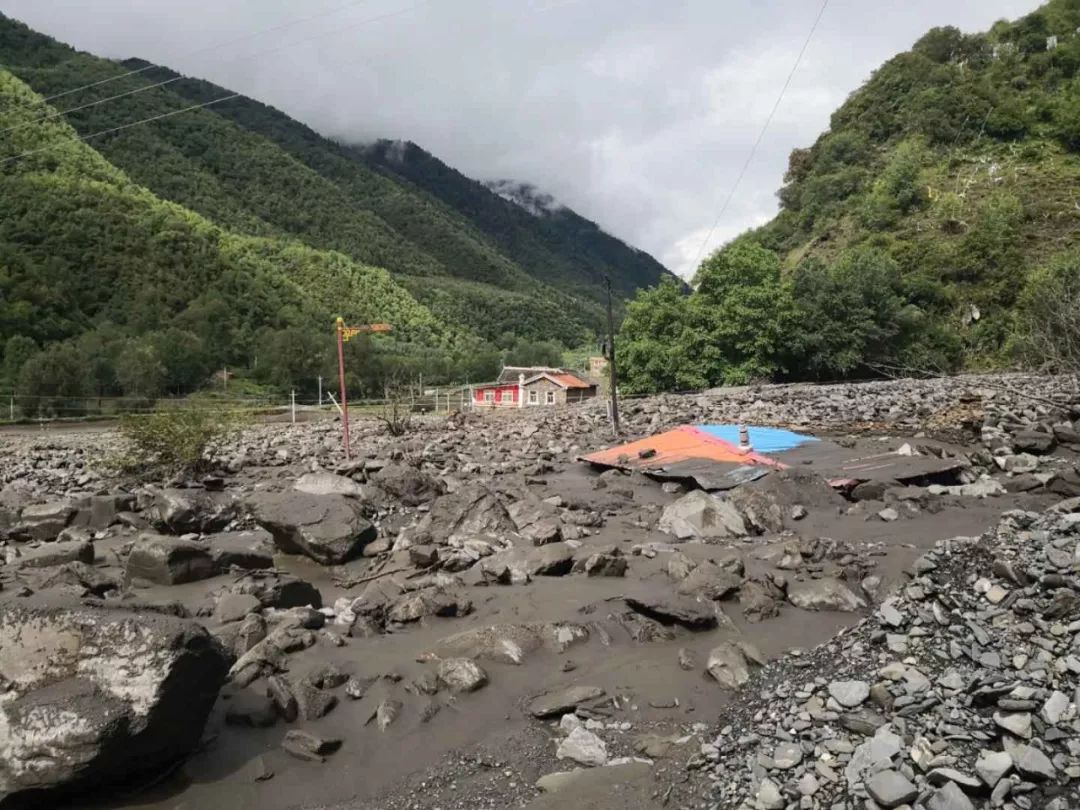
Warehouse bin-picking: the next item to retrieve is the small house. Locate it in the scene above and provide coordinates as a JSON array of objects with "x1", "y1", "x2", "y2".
[{"x1": 471, "y1": 366, "x2": 598, "y2": 408}]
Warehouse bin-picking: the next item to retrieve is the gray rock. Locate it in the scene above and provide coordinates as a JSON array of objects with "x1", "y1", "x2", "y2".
[
  {"x1": 625, "y1": 592, "x2": 718, "y2": 630},
  {"x1": 828, "y1": 680, "x2": 870, "y2": 708},
  {"x1": 1040, "y1": 690, "x2": 1069, "y2": 725},
  {"x1": 215, "y1": 593, "x2": 261, "y2": 624},
  {"x1": 975, "y1": 749, "x2": 1012, "y2": 787},
  {"x1": 528, "y1": 685, "x2": 605, "y2": 718},
  {"x1": 787, "y1": 577, "x2": 866, "y2": 612},
  {"x1": 657, "y1": 491, "x2": 747, "y2": 540},
  {"x1": 248, "y1": 491, "x2": 376, "y2": 565},
  {"x1": 865, "y1": 769, "x2": 918, "y2": 808},
  {"x1": 206, "y1": 529, "x2": 276, "y2": 571},
  {"x1": 294, "y1": 472, "x2": 365, "y2": 498},
  {"x1": 5, "y1": 538, "x2": 94, "y2": 570},
  {"x1": 480, "y1": 543, "x2": 574, "y2": 583},
  {"x1": 675, "y1": 563, "x2": 743, "y2": 600},
  {"x1": 0, "y1": 600, "x2": 228, "y2": 802},
  {"x1": 772, "y1": 742, "x2": 803, "y2": 770},
  {"x1": 143, "y1": 488, "x2": 236, "y2": 534},
  {"x1": 436, "y1": 658, "x2": 488, "y2": 693},
  {"x1": 372, "y1": 464, "x2": 445, "y2": 506},
  {"x1": 755, "y1": 778, "x2": 784, "y2": 809},
  {"x1": 993, "y1": 711, "x2": 1032, "y2": 739},
  {"x1": 926, "y1": 781, "x2": 975, "y2": 810},
  {"x1": 416, "y1": 484, "x2": 517, "y2": 545},
  {"x1": 11, "y1": 500, "x2": 75, "y2": 541},
  {"x1": 705, "y1": 642, "x2": 754, "y2": 689},
  {"x1": 281, "y1": 730, "x2": 341, "y2": 762},
  {"x1": 1011, "y1": 743, "x2": 1055, "y2": 780},
  {"x1": 125, "y1": 534, "x2": 218, "y2": 585},
  {"x1": 555, "y1": 727, "x2": 607, "y2": 767}
]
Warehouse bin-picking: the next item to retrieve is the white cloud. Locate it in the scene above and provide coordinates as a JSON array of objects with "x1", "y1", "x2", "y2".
[{"x1": 0, "y1": 0, "x2": 1043, "y2": 279}]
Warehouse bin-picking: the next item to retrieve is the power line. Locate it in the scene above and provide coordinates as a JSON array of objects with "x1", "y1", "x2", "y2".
[
  {"x1": 0, "y1": 0, "x2": 432, "y2": 165},
  {"x1": 0, "y1": 76, "x2": 184, "y2": 136},
  {"x1": 9, "y1": 0, "x2": 383, "y2": 110},
  {"x1": 688, "y1": 0, "x2": 829, "y2": 275},
  {"x1": 0, "y1": 93, "x2": 240, "y2": 166}
]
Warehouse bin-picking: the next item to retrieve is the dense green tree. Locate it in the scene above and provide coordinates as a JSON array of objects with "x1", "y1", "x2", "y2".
[
  {"x1": 17, "y1": 342, "x2": 88, "y2": 416},
  {"x1": 115, "y1": 343, "x2": 165, "y2": 401},
  {"x1": 3, "y1": 335, "x2": 38, "y2": 387}
]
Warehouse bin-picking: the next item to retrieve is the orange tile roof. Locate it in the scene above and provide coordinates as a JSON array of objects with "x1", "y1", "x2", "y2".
[{"x1": 547, "y1": 373, "x2": 593, "y2": 389}]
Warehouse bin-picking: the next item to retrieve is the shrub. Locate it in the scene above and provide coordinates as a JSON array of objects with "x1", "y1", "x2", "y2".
[{"x1": 115, "y1": 407, "x2": 245, "y2": 477}]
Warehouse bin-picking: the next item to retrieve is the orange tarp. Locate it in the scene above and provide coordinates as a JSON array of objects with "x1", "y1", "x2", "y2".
[{"x1": 581, "y1": 425, "x2": 783, "y2": 470}]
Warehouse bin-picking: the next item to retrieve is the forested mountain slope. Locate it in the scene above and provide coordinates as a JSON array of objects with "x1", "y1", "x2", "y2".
[
  {"x1": 0, "y1": 14, "x2": 674, "y2": 346},
  {"x1": 0, "y1": 69, "x2": 476, "y2": 410},
  {"x1": 619, "y1": 0, "x2": 1080, "y2": 393}
]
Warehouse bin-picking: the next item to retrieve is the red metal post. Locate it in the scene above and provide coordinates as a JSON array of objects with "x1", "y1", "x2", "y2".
[{"x1": 336, "y1": 317, "x2": 351, "y2": 459}]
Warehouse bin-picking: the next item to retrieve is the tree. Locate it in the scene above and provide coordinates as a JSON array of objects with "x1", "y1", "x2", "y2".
[
  {"x1": 617, "y1": 277, "x2": 714, "y2": 394},
  {"x1": 115, "y1": 342, "x2": 165, "y2": 401},
  {"x1": 695, "y1": 242, "x2": 792, "y2": 384},
  {"x1": 1013, "y1": 251, "x2": 1080, "y2": 372},
  {"x1": 3, "y1": 335, "x2": 38, "y2": 387},
  {"x1": 17, "y1": 343, "x2": 88, "y2": 417},
  {"x1": 150, "y1": 328, "x2": 211, "y2": 393},
  {"x1": 785, "y1": 250, "x2": 909, "y2": 378}
]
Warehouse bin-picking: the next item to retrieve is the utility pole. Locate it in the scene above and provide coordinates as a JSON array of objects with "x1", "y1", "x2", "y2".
[
  {"x1": 335, "y1": 318, "x2": 393, "y2": 459},
  {"x1": 604, "y1": 275, "x2": 620, "y2": 435}
]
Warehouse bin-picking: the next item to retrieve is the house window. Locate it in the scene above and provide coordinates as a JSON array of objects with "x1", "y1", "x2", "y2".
[
  {"x1": 546, "y1": 391, "x2": 555, "y2": 405},
  {"x1": 528, "y1": 390, "x2": 538, "y2": 404},
  {"x1": 484, "y1": 391, "x2": 494, "y2": 402}
]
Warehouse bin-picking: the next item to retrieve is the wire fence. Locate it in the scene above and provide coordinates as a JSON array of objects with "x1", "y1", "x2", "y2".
[{"x1": 0, "y1": 384, "x2": 483, "y2": 426}]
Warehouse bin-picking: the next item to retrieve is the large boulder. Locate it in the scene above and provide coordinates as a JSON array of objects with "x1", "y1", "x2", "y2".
[
  {"x1": 372, "y1": 465, "x2": 445, "y2": 506},
  {"x1": 416, "y1": 485, "x2": 517, "y2": 545},
  {"x1": 658, "y1": 491, "x2": 747, "y2": 541},
  {"x1": 204, "y1": 529, "x2": 276, "y2": 572},
  {"x1": 480, "y1": 543, "x2": 575, "y2": 584},
  {"x1": 248, "y1": 492, "x2": 376, "y2": 565},
  {"x1": 4, "y1": 539, "x2": 94, "y2": 570},
  {"x1": 141, "y1": 489, "x2": 237, "y2": 534},
  {"x1": 788, "y1": 577, "x2": 866, "y2": 612},
  {"x1": 10, "y1": 501, "x2": 75, "y2": 542},
  {"x1": 0, "y1": 599, "x2": 229, "y2": 804},
  {"x1": 125, "y1": 534, "x2": 218, "y2": 586},
  {"x1": 293, "y1": 472, "x2": 365, "y2": 498}
]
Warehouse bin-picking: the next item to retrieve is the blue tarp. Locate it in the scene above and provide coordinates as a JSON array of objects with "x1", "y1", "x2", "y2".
[{"x1": 694, "y1": 424, "x2": 818, "y2": 454}]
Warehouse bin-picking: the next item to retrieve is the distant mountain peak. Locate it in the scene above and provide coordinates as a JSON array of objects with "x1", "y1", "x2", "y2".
[{"x1": 483, "y1": 179, "x2": 563, "y2": 217}]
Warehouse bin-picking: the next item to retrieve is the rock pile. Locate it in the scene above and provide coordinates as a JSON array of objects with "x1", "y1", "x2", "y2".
[{"x1": 705, "y1": 501, "x2": 1080, "y2": 809}]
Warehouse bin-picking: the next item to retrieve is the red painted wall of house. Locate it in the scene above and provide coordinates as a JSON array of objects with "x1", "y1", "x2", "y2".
[{"x1": 474, "y1": 384, "x2": 518, "y2": 404}]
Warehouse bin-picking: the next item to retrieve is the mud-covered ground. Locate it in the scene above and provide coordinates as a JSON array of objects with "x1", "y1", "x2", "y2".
[{"x1": 1, "y1": 373, "x2": 1078, "y2": 810}]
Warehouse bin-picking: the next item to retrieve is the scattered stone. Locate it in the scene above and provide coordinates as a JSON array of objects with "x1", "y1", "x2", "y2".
[
  {"x1": 555, "y1": 727, "x2": 608, "y2": 767},
  {"x1": 436, "y1": 658, "x2": 488, "y2": 693}
]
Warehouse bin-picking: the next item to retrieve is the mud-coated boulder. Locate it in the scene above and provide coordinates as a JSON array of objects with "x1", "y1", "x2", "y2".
[
  {"x1": 248, "y1": 492, "x2": 376, "y2": 565},
  {"x1": 125, "y1": 534, "x2": 217, "y2": 585},
  {"x1": 658, "y1": 491, "x2": 747, "y2": 541},
  {"x1": 10, "y1": 501, "x2": 75, "y2": 542},
  {"x1": 415, "y1": 485, "x2": 517, "y2": 545},
  {"x1": 372, "y1": 464, "x2": 445, "y2": 506},
  {"x1": 0, "y1": 599, "x2": 229, "y2": 804},
  {"x1": 141, "y1": 488, "x2": 237, "y2": 534}
]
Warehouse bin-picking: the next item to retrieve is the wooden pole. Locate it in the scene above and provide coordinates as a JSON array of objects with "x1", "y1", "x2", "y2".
[
  {"x1": 605, "y1": 275, "x2": 620, "y2": 435},
  {"x1": 336, "y1": 317, "x2": 351, "y2": 459}
]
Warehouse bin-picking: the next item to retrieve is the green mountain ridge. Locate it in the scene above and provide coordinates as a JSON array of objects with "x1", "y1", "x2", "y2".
[
  {"x1": 618, "y1": 0, "x2": 1080, "y2": 393},
  {"x1": 0, "y1": 14, "x2": 673, "y2": 350},
  {"x1": 0, "y1": 68, "x2": 465, "y2": 411}
]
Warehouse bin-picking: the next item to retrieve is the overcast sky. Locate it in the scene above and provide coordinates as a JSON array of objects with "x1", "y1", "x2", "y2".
[{"x1": 1, "y1": 0, "x2": 1041, "y2": 276}]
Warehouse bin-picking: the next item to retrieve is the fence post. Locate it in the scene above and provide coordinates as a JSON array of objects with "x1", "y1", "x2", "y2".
[
  {"x1": 9, "y1": 393, "x2": 13, "y2": 422},
  {"x1": 291, "y1": 389, "x2": 296, "y2": 424}
]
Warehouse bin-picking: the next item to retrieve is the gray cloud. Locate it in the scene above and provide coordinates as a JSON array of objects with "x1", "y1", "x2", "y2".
[{"x1": 1, "y1": 0, "x2": 1040, "y2": 276}]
